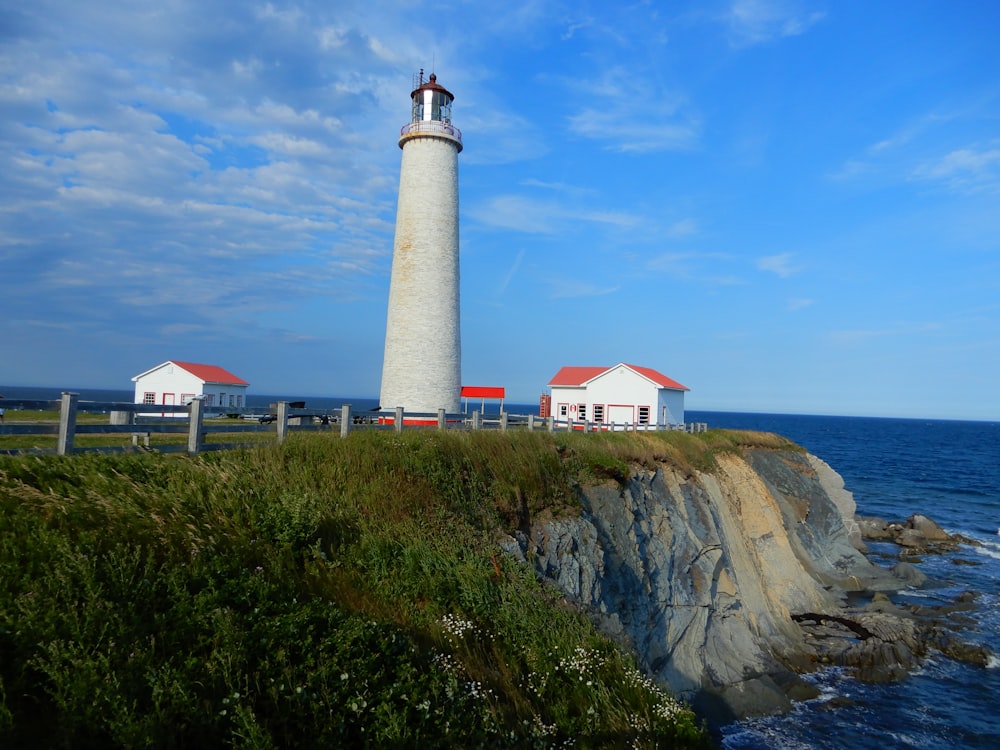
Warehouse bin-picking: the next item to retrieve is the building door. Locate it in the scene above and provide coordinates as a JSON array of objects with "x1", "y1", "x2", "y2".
[{"x1": 608, "y1": 404, "x2": 633, "y2": 428}]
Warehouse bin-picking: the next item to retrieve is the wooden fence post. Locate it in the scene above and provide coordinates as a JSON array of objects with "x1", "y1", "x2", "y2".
[
  {"x1": 276, "y1": 401, "x2": 290, "y2": 443},
  {"x1": 394, "y1": 407, "x2": 404, "y2": 433},
  {"x1": 437, "y1": 408, "x2": 446, "y2": 430},
  {"x1": 340, "y1": 404, "x2": 352, "y2": 437},
  {"x1": 187, "y1": 397, "x2": 205, "y2": 454},
  {"x1": 57, "y1": 392, "x2": 78, "y2": 456},
  {"x1": 547, "y1": 416, "x2": 554, "y2": 432},
  {"x1": 500, "y1": 411, "x2": 508, "y2": 432},
  {"x1": 527, "y1": 414, "x2": 535, "y2": 431},
  {"x1": 471, "y1": 410, "x2": 480, "y2": 430}
]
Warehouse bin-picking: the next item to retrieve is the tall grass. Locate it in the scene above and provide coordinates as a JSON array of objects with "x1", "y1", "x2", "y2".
[{"x1": 0, "y1": 428, "x2": 781, "y2": 748}]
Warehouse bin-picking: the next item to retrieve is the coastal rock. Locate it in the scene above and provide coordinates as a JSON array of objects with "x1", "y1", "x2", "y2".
[
  {"x1": 856, "y1": 516, "x2": 894, "y2": 541},
  {"x1": 807, "y1": 454, "x2": 865, "y2": 552},
  {"x1": 889, "y1": 561, "x2": 928, "y2": 587},
  {"x1": 858, "y1": 512, "x2": 963, "y2": 554},
  {"x1": 508, "y1": 448, "x2": 988, "y2": 725},
  {"x1": 907, "y1": 513, "x2": 951, "y2": 542}
]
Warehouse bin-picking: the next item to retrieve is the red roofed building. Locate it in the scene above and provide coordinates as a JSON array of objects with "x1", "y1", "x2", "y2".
[
  {"x1": 132, "y1": 360, "x2": 250, "y2": 415},
  {"x1": 546, "y1": 363, "x2": 688, "y2": 428}
]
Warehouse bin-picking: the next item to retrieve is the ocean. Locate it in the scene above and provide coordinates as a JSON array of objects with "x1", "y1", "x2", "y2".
[{"x1": 3, "y1": 387, "x2": 998, "y2": 746}]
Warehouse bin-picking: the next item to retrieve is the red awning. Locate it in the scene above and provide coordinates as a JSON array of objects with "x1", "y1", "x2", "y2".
[{"x1": 461, "y1": 386, "x2": 505, "y2": 399}]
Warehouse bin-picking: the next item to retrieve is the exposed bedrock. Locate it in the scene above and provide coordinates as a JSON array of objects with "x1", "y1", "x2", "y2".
[{"x1": 502, "y1": 449, "x2": 989, "y2": 727}]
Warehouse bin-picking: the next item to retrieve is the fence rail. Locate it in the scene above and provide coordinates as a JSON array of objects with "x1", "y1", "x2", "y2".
[{"x1": 0, "y1": 393, "x2": 707, "y2": 456}]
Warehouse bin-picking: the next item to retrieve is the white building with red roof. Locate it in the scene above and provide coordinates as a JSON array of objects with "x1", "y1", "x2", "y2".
[
  {"x1": 546, "y1": 363, "x2": 689, "y2": 428},
  {"x1": 132, "y1": 360, "x2": 250, "y2": 414}
]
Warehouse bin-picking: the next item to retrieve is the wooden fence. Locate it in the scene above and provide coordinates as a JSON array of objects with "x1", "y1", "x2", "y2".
[{"x1": 0, "y1": 393, "x2": 708, "y2": 456}]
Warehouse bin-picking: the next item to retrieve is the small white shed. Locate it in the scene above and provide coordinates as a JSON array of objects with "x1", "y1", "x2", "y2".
[
  {"x1": 132, "y1": 361, "x2": 250, "y2": 414},
  {"x1": 547, "y1": 362, "x2": 689, "y2": 427}
]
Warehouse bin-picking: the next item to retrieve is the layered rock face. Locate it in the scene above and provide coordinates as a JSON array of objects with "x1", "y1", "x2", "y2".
[{"x1": 503, "y1": 449, "x2": 984, "y2": 726}]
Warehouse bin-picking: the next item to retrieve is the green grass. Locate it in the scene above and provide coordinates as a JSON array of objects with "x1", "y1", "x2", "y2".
[{"x1": 0, "y1": 429, "x2": 770, "y2": 748}]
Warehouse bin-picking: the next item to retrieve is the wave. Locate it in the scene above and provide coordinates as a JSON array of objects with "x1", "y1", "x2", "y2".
[
  {"x1": 976, "y1": 546, "x2": 1000, "y2": 562},
  {"x1": 974, "y1": 543, "x2": 1000, "y2": 562}
]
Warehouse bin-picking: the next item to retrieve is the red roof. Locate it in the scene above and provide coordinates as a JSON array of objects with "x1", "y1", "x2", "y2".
[
  {"x1": 461, "y1": 386, "x2": 505, "y2": 398},
  {"x1": 547, "y1": 366, "x2": 608, "y2": 387},
  {"x1": 624, "y1": 364, "x2": 688, "y2": 391},
  {"x1": 172, "y1": 361, "x2": 249, "y2": 386},
  {"x1": 547, "y1": 363, "x2": 688, "y2": 391}
]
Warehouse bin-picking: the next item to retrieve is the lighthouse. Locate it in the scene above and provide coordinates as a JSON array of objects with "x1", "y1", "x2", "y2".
[{"x1": 379, "y1": 71, "x2": 463, "y2": 415}]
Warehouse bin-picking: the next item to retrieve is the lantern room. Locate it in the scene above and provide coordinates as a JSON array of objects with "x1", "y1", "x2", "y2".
[
  {"x1": 400, "y1": 70, "x2": 462, "y2": 149},
  {"x1": 411, "y1": 70, "x2": 454, "y2": 123}
]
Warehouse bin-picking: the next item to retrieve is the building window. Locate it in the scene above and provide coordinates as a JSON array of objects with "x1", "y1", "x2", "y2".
[
  {"x1": 559, "y1": 404, "x2": 568, "y2": 417},
  {"x1": 206, "y1": 394, "x2": 215, "y2": 406},
  {"x1": 593, "y1": 404, "x2": 605, "y2": 423},
  {"x1": 578, "y1": 404, "x2": 587, "y2": 421},
  {"x1": 143, "y1": 392, "x2": 156, "y2": 405},
  {"x1": 237, "y1": 395, "x2": 243, "y2": 407},
  {"x1": 229, "y1": 395, "x2": 235, "y2": 407},
  {"x1": 638, "y1": 406, "x2": 650, "y2": 424}
]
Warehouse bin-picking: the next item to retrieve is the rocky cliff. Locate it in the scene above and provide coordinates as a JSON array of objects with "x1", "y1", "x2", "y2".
[{"x1": 501, "y1": 447, "x2": 987, "y2": 726}]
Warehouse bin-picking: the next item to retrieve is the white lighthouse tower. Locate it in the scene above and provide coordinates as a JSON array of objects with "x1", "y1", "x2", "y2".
[{"x1": 379, "y1": 71, "x2": 463, "y2": 415}]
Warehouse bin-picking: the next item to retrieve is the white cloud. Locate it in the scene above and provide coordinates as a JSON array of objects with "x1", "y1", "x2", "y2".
[
  {"x1": 829, "y1": 112, "x2": 988, "y2": 189},
  {"x1": 829, "y1": 321, "x2": 944, "y2": 345},
  {"x1": 567, "y1": 109, "x2": 699, "y2": 153},
  {"x1": 647, "y1": 251, "x2": 743, "y2": 285},
  {"x1": 519, "y1": 178, "x2": 591, "y2": 194},
  {"x1": 912, "y1": 144, "x2": 1000, "y2": 193},
  {"x1": 756, "y1": 252, "x2": 799, "y2": 277},
  {"x1": 667, "y1": 219, "x2": 699, "y2": 237},
  {"x1": 248, "y1": 133, "x2": 331, "y2": 158},
  {"x1": 648, "y1": 252, "x2": 700, "y2": 276},
  {"x1": 548, "y1": 279, "x2": 620, "y2": 299},
  {"x1": 497, "y1": 249, "x2": 526, "y2": 297},
  {"x1": 457, "y1": 108, "x2": 548, "y2": 165},
  {"x1": 560, "y1": 66, "x2": 700, "y2": 153},
  {"x1": 828, "y1": 328, "x2": 890, "y2": 345},
  {"x1": 561, "y1": 17, "x2": 596, "y2": 41},
  {"x1": 725, "y1": 0, "x2": 826, "y2": 47},
  {"x1": 468, "y1": 194, "x2": 640, "y2": 235}
]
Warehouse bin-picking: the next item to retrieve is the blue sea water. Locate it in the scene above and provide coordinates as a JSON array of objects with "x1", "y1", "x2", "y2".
[{"x1": 4, "y1": 387, "x2": 999, "y2": 746}]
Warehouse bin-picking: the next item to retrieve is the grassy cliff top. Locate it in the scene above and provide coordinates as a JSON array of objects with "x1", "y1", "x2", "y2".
[{"x1": 0, "y1": 429, "x2": 789, "y2": 747}]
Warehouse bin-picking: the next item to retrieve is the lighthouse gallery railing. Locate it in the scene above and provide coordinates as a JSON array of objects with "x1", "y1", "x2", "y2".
[{"x1": 400, "y1": 120, "x2": 462, "y2": 141}]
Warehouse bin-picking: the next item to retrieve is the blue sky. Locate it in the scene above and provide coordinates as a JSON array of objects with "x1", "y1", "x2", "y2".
[{"x1": 1, "y1": 0, "x2": 998, "y2": 420}]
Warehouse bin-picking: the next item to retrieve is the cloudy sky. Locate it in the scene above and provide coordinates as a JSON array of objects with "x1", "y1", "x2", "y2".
[{"x1": 2, "y1": 0, "x2": 998, "y2": 419}]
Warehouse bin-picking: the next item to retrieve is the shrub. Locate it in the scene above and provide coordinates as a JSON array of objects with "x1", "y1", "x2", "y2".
[{"x1": 0, "y1": 431, "x2": 715, "y2": 748}]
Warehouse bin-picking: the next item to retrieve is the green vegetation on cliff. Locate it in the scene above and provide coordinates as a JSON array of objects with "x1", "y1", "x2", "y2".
[{"x1": 0, "y1": 429, "x2": 784, "y2": 748}]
